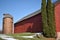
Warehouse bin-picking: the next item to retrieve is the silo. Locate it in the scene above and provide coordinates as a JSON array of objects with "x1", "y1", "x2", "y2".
[{"x1": 3, "y1": 14, "x2": 13, "y2": 34}]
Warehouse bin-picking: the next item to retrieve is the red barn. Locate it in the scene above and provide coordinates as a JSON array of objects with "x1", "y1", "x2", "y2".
[
  {"x1": 14, "y1": 10, "x2": 42, "y2": 33},
  {"x1": 55, "y1": 0, "x2": 60, "y2": 38},
  {"x1": 14, "y1": 0, "x2": 60, "y2": 35}
]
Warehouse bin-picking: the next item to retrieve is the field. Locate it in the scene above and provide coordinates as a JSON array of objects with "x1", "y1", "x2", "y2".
[
  {"x1": 0, "y1": 38, "x2": 4, "y2": 40},
  {"x1": 7, "y1": 33, "x2": 56, "y2": 40}
]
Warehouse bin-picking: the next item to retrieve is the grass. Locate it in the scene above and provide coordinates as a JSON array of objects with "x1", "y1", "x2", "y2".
[
  {"x1": 13, "y1": 37, "x2": 41, "y2": 40},
  {"x1": 8, "y1": 33, "x2": 35, "y2": 36},
  {"x1": 7, "y1": 33, "x2": 56, "y2": 40},
  {"x1": 0, "y1": 38, "x2": 4, "y2": 40}
]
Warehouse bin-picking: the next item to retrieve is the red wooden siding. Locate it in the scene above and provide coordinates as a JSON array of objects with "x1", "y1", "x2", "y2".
[
  {"x1": 14, "y1": 2, "x2": 60, "y2": 33},
  {"x1": 55, "y1": 3, "x2": 60, "y2": 32},
  {"x1": 14, "y1": 13, "x2": 43, "y2": 33}
]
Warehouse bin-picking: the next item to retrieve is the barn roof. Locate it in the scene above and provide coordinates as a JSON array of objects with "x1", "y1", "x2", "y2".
[
  {"x1": 15, "y1": 0, "x2": 60, "y2": 24},
  {"x1": 54, "y1": 0, "x2": 60, "y2": 3},
  {"x1": 15, "y1": 9, "x2": 41, "y2": 23}
]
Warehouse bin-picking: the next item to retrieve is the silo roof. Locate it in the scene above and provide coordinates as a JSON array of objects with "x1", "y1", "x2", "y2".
[{"x1": 3, "y1": 14, "x2": 13, "y2": 18}]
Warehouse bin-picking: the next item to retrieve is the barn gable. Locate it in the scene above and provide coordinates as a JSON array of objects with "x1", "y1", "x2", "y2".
[
  {"x1": 14, "y1": 0, "x2": 60, "y2": 33},
  {"x1": 15, "y1": 9, "x2": 41, "y2": 24},
  {"x1": 14, "y1": 9, "x2": 42, "y2": 33}
]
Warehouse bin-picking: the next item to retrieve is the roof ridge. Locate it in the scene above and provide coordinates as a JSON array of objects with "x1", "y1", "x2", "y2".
[{"x1": 15, "y1": 9, "x2": 41, "y2": 24}]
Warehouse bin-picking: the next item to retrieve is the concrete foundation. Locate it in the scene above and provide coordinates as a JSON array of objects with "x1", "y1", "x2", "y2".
[{"x1": 56, "y1": 32, "x2": 60, "y2": 40}]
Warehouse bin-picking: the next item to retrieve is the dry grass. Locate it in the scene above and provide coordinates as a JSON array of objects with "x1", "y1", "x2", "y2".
[{"x1": 7, "y1": 33, "x2": 56, "y2": 40}]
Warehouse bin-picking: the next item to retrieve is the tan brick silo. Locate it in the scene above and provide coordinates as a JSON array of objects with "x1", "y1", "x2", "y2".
[{"x1": 3, "y1": 14, "x2": 13, "y2": 34}]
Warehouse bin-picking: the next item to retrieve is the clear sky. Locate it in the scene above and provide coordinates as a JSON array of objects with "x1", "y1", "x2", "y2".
[{"x1": 0, "y1": 0, "x2": 57, "y2": 30}]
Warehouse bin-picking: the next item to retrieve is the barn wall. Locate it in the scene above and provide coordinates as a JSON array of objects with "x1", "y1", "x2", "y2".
[
  {"x1": 14, "y1": 13, "x2": 43, "y2": 33},
  {"x1": 55, "y1": 3, "x2": 60, "y2": 32},
  {"x1": 55, "y1": 3, "x2": 60, "y2": 38}
]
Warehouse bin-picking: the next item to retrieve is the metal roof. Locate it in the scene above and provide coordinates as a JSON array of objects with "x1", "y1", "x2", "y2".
[
  {"x1": 16, "y1": 9, "x2": 41, "y2": 23},
  {"x1": 3, "y1": 14, "x2": 13, "y2": 18},
  {"x1": 15, "y1": 0, "x2": 60, "y2": 24},
  {"x1": 57, "y1": 0, "x2": 60, "y2": 3}
]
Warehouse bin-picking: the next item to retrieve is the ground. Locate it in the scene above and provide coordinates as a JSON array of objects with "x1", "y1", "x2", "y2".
[
  {"x1": 7, "y1": 33, "x2": 56, "y2": 40},
  {"x1": 0, "y1": 38, "x2": 4, "y2": 40}
]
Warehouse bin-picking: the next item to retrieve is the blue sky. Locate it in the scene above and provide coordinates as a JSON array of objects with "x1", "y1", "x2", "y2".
[{"x1": 0, "y1": 0, "x2": 57, "y2": 30}]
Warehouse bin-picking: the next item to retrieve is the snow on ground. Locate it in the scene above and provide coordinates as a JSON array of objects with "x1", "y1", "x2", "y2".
[
  {"x1": 0, "y1": 34, "x2": 18, "y2": 40},
  {"x1": 21, "y1": 33, "x2": 42, "y2": 38},
  {"x1": 21, "y1": 36, "x2": 34, "y2": 38},
  {"x1": 0, "y1": 33, "x2": 42, "y2": 40}
]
